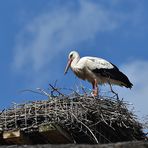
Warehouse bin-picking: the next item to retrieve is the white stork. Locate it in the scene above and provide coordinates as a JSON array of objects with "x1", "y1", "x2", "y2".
[{"x1": 64, "y1": 51, "x2": 133, "y2": 96}]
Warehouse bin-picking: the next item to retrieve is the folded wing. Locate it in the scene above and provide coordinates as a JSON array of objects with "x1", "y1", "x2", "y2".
[{"x1": 86, "y1": 57, "x2": 133, "y2": 88}]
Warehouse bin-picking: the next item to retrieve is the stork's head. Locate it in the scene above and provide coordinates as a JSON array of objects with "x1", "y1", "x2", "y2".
[{"x1": 64, "y1": 51, "x2": 79, "y2": 75}]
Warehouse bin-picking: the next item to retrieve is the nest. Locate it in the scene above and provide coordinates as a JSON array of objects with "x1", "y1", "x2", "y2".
[{"x1": 0, "y1": 87, "x2": 145, "y2": 144}]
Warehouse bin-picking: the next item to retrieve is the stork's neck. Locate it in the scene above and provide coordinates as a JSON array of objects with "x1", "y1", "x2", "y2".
[{"x1": 71, "y1": 56, "x2": 80, "y2": 69}]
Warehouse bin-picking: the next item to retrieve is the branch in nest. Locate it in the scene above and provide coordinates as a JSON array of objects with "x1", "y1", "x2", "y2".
[
  {"x1": 18, "y1": 89, "x2": 44, "y2": 96},
  {"x1": 49, "y1": 83, "x2": 64, "y2": 96},
  {"x1": 36, "y1": 88, "x2": 51, "y2": 97},
  {"x1": 70, "y1": 111, "x2": 99, "y2": 144}
]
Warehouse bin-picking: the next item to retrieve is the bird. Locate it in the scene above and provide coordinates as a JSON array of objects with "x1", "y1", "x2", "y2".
[{"x1": 64, "y1": 51, "x2": 133, "y2": 96}]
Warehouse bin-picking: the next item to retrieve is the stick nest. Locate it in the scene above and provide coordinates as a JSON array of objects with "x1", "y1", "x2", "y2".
[{"x1": 0, "y1": 88, "x2": 145, "y2": 144}]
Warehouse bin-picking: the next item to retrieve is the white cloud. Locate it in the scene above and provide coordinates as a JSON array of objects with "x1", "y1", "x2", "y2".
[
  {"x1": 12, "y1": 0, "x2": 144, "y2": 87},
  {"x1": 115, "y1": 60, "x2": 148, "y2": 120},
  {"x1": 13, "y1": 0, "x2": 133, "y2": 72}
]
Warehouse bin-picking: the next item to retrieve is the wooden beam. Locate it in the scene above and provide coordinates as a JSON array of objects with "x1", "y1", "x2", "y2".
[
  {"x1": 39, "y1": 124, "x2": 73, "y2": 144},
  {"x1": 3, "y1": 130, "x2": 33, "y2": 145}
]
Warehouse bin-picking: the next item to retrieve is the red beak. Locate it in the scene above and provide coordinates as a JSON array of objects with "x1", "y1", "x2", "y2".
[{"x1": 64, "y1": 59, "x2": 72, "y2": 75}]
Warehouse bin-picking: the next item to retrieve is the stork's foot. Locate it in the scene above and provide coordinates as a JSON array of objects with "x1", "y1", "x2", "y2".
[{"x1": 92, "y1": 89, "x2": 98, "y2": 97}]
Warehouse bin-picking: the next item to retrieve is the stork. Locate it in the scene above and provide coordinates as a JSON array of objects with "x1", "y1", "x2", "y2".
[{"x1": 64, "y1": 51, "x2": 133, "y2": 96}]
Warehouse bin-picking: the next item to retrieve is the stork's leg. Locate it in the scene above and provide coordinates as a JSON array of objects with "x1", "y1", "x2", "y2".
[
  {"x1": 92, "y1": 82, "x2": 95, "y2": 96},
  {"x1": 92, "y1": 79, "x2": 98, "y2": 97},
  {"x1": 94, "y1": 79, "x2": 98, "y2": 96}
]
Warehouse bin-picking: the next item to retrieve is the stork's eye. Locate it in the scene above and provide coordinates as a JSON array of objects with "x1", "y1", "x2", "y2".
[{"x1": 70, "y1": 54, "x2": 73, "y2": 58}]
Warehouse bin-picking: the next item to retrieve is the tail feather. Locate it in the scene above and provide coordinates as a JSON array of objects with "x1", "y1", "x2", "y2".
[{"x1": 117, "y1": 71, "x2": 133, "y2": 88}]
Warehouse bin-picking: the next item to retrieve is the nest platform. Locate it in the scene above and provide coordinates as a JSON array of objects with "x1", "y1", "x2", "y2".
[{"x1": 0, "y1": 93, "x2": 145, "y2": 144}]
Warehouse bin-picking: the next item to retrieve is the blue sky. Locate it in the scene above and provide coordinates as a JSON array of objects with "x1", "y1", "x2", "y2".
[{"x1": 0, "y1": 0, "x2": 148, "y2": 125}]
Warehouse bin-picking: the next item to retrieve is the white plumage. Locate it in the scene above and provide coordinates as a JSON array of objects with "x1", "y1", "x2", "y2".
[{"x1": 64, "y1": 51, "x2": 133, "y2": 96}]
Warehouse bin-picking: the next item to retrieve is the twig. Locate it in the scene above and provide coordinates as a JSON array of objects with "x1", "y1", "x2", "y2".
[
  {"x1": 18, "y1": 89, "x2": 45, "y2": 96},
  {"x1": 70, "y1": 112, "x2": 99, "y2": 144},
  {"x1": 36, "y1": 88, "x2": 50, "y2": 97},
  {"x1": 49, "y1": 83, "x2": 64, "y2": 96},
  {"x1": 108, "y1": 80, "x2": 119, "y2": 100}
]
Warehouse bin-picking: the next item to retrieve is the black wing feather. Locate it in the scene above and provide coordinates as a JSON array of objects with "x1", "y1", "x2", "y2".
[{"x1": 92, "y1": 65, "x2": 133, "y2": 88}]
